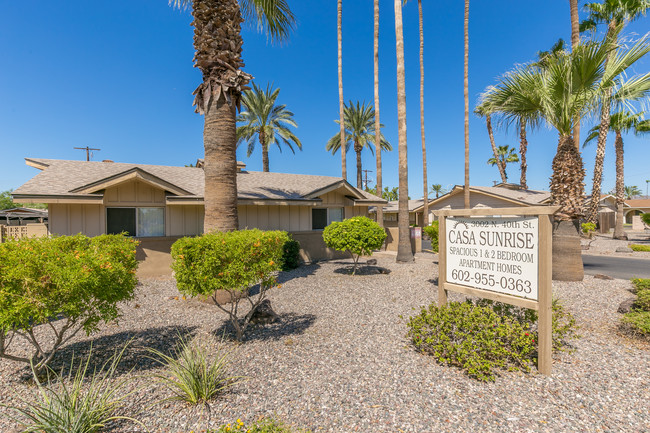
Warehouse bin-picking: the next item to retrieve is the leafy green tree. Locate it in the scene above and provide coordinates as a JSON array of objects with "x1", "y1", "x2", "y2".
[
  {"x1": 322, "y1": 216, "x2": 387, "y2": 275},
  {"x1": 170, "y1": 0, "x2": 296, "y2": 232},
  {"x1": 487, "y1": 145, "x2": 519, "y2": 182},
  {"x1": 0, "y1": 234, "x2": 138, "y2": 376},
  {"x1": 0, "y1": 190, "x2": 16, "y2": 210},
  {"x1": 237, "y1": 82, "x2": 302, "y2": 172},
  {"x1": 326, "y1": 101, "x2": 392, "y2": 189},
  {"x1": 172, "y1": 230, "x2": 288, "y2": 341}
]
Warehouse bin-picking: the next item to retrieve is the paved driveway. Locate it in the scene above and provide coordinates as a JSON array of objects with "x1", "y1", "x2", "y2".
[{"x1": 582, "y1": 254, "x2": 650, "y2": 279}]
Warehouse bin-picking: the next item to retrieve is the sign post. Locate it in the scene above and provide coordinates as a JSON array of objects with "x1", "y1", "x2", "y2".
[{"x1": 437, "y1": 206, "x2": 558, "y2": 375}]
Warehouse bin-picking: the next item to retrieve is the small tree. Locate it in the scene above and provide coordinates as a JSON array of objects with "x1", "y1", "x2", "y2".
[
  {"x1": 171, "y1": 230, "x2": 289, "y2": 341},
  {"x1": 322, "y1": 216, "x2": 387, "y2": 274},
  {"x1": 423, "y1": 221, "x2": 439, "y2": 252},
  {"x1": 0, "y1": 234, "x2": 138, "y2": 377}
]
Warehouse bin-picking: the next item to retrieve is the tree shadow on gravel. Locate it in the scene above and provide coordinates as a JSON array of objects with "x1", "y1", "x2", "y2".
[
  {"x1": 276, "y1": 263, "x2": 321, "y2": 285},
  {"x1": 333, "y1": 265, "x2": 391, "y2": 276},
  {"x1": 24, "y1": 325, "x2": 199, "y2": 381},
  {"x1": 212, "y1": 312, "x2": 316, "y2": 342}
]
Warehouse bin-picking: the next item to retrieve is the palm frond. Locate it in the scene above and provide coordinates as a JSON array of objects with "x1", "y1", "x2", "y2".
[{"x1": 240, "y1": 0, "x2": 296, "y2": 43}]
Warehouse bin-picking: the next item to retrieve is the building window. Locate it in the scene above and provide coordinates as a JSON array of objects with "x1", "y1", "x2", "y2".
[
  {"x1": 312, "y1": 207, "x2": 344, "y2": 230},
  {"x1": 107, "y1": 207, "x2": 164, "y2": 237}
]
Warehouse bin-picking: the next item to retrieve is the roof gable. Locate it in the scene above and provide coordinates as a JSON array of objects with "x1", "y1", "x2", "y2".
[{"x1": 69, "y1": 167, "x2": 192, "y2": 196}]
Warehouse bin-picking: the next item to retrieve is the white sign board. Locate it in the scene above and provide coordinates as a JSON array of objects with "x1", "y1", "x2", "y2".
[{"x1": 446, "y1": 216, "x2": 539, "y2": 300}]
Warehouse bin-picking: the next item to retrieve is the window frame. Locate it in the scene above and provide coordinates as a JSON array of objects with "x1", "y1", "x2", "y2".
[
  {"x1": 105, "y1": 206, "x2": 165, "y2": 237},
  {"x1": 311, "y1": 207, "x2": 345, "y2": 231}
]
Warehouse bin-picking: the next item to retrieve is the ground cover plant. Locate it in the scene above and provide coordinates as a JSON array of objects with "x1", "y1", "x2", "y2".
[
  {"x1": 423, "y1": 221, "x2": 439, "y2": 252},
  {"x1": 629, "y1": 244, "x2": 650, "y2": 252},
  {"x1": 4, "y1": 344, "x2": 141, "y2": 433},
  {"x1": 621, "y1": 278, "x2": 650, "y2": 336},
  {"x1": 0, "y1": 234, "x2": 138, "y2": 376},
  {"x1": 148, "y1": 333, "x2": 241, "y2": 405},
  {"x1": 581, "y1": 222, "x2": 596, "y2": 238},
  {"x1": 407, "y1": 299, "x2": 578, "y2": 381},
  {"x1": 322, "y1": 216, "x2": 387, "y2": 274},
  {"x1": 172, "y1": 229, "x2": 289, "y2": 341},
  {"x1": 208, "y1": 417, "x2": 309, "y2": 433}
]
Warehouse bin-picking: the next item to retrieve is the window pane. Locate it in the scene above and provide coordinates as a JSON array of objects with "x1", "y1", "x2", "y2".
[
  {"x1": 137, "y1": 208, "x2": 164, "y2": 237},
  {"x1": 329, "y1": 207, "x2": 344, "y2": 224},
  {"x1": 312, "y1": 208, "x2": 328, "y2": 230},
  {"x1": 107, "y1": 208, "x2": 136, "y2": 236}
]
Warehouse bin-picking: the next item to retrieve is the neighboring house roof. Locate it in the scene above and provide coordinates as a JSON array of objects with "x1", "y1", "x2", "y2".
[
  {"x1": 409, "y1": 185, "x2": 551, "y2": 212},
  {"x1": 369, "y1": 199, "x2": 424, "y2": 214},
  {"x1": 13, "y1": 158, "x2": 386, "y2": 205},
  {"x1": 0, "y1": 207, "x2": 48, "y2": 219},
  {"x1": 626, "y1": 199, "x2": 650, "y2": 209}
]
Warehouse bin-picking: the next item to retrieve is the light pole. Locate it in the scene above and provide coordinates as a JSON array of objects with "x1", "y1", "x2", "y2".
[{"x1": 646, "y1": 180, "x2": 649, "y2": 198}]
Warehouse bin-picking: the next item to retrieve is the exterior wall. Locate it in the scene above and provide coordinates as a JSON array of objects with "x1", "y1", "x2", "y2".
[
  {"x1": 238, "y1": 205, "x2": 311, "y2": 231},
  {"x1": 104, "y1": 181, "x2": 165, "y2": 206},
  {"x1": 384, "y1": 227, "x2": 421, "y2": 253},
  {"x1": 290, "y1": 231, "x2": 349, "y2": 262},
  {"x1": 167, "y1": 205, "x2": 203, "y2": 236},
  {"x1": 49, "y1": 203, "x2": 104, "y2": 236}
]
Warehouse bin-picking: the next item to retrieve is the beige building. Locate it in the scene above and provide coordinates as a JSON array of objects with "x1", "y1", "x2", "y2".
[{"x1": 13, "y1": 158, "x2": 385, "y2": 275}]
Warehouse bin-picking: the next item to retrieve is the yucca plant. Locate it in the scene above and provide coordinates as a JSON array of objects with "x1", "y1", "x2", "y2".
[
  {"x1": 5, "y1": 344, "x2": 141, "y2": 433},
  {"x1": 148, "y1": 334, "x2": 242, "y2": 406}
]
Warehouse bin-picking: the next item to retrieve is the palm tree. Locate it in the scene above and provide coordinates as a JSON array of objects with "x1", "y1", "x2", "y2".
[
  {"x1": 585, "y1": 111, "x2": 650, "y2": 239},
  {"x1": 463, "y1": 0, "x2": 470, "y2": 209},
  {"x1": 326, "y1": 101, "x2": 392, "y2": 189},
  {"x1": 491, "y1": 40, "x2": 649, "y2": 280},
  {"x1": 625, "y1": 185, "x2": 643, "y2": 198},
  {"x1": 373, "y1": 0, "x2": 383, "y2": 228},
  {"x1": 570, "y1": 0, "x2": 581, "y2": 150},
  {"x1": 236, "y1": 83, "x2": 302, "y2": 172},
  {"x1": 171, "y1": 0, "x2": 296, "y2": 232},
  {"x1": 417, "y1": 0, "x2": 429, "y2": 226},
  {"x1": 487, "y1": 145, "x2": 519, "y2": 182},
  {"x1": 581, "y1": 0, "x2": 650, "y2": 224},
  {"x1": 338, "y1": 0, "x2": 347, "y2": 180},
  {"x1": 474, "y1": 101, "x2": 508, "y2": 184},
  {"x1": 394, "y1": 0, "x2": 413, "y2": 262},
  {"x1": 429, "y1": 184, "x2": 447, "y2": 199}
]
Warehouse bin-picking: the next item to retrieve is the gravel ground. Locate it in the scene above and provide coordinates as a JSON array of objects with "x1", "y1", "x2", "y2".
[
  {"x1": 583, "y1": 232, "x2": 650, "y2": 259},
  {"x1": 1, "y1": 253, "x2": 649, "y2": 433}
]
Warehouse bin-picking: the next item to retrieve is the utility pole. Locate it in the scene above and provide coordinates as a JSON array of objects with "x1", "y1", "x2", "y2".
[
  {"x1": 362, "y1": 169, "x2": 373, "y2": 190},
  {"x1": 646, "y1": 179, "x2": 649, "y2": 198},
  {"x1": 74, "y1": 146, "x2": 101, "y2": 161}
]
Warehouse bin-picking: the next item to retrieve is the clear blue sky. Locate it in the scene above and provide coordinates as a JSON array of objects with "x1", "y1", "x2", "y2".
[{"x1": 1, "y1": 1, "x2": 649, "y2": 197}]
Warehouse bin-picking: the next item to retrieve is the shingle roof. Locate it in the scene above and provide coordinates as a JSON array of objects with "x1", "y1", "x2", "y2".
[
  {"x1": 626, "y1": 199, "x2": 650, "y2": 208},
  {"x1": 468, "y1": 185, "x2": 550, "y2": 205},
  {"x1": 371, "y1": 199, "x2": 424, "y2": 213},
  {"x1": 14, "y1": 158, "x2": 385, "y2": 204}
]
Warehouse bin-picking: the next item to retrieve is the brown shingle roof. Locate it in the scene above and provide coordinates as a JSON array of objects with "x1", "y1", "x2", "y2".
[{"x1": 14, "y1": 158, "x2": 386, "y2": 204}]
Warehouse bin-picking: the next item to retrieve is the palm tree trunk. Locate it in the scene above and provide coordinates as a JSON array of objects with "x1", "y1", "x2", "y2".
[
  {"x1": 586, "y1": 21, "x2": 617, "y2": 224},
  {"x1": 259, "y1": 131, "x2": 270, "y2": 172},
  {"x1": 338, "y1": 0, "x2": 347, "y2": 180},
  {"x1": 550, "y1": 135, "x2": 585, "y2": 281},
  {"x1": 394, "y1": 0, "x2": 413, "y2": 263},
  {"x1": 373, "y1": 0, "x2": 383, "y2": 229},
  {"x1": 570, "y1": 0, "x2": 581, "y2": 151},
  {"x1": 613, "y1": 131, "x2": 627, "y2": 239},
  {"x1": 463, "y1": 0, "x2": 470, "y2": 209},
  {"x1": 486, "y1": 114, "x2": 507, "y2": 184},
  {"x1": 204, "y1": 98, "x2": 239, "y2": 232},
  {"x1": 355, "y1": 143, "x2": 363, "y2": 189},
  {"x1": 519, "y1": 119, "x2": 528, "y2": 189},
  {"x1": 418, "y1": 0, "x2": 428, "y2": 227}
]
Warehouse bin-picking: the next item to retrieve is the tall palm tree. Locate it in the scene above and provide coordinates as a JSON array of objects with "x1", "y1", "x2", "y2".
[
  {"x1": 491, "y1": 40, "x2": 649, "y2": 280},
  {"x1": 463, "y1": 0, "x2": 470, "y2": 209},
  {"x1": 581, "y1": 0, "x2": 650, "y2": 224},
  {"x1": 487, "y1": 145, "x2": 519, "y2": 181},
  {"x1": 585, "y1": 111, "x2": 650, "y2": 239},
  {"x1": 171, "y1": 0, "x2": 296, "y2": 232},
  {"x1": 625, "y1": 185, "x2": 643, "y2": 198},
  {"x1": 570, "y1": 0, "x2": 581, "y2": 150},
  {"x1": 394, "y1": 0, "x2": 413, "y2": 262},
  {"x1": 429, "y1": 184, "x2": 447, "y2": 199},
  {"x1": 338, "y1": 0, "x2": 347, "y2": 180},
  {"x1": 236, "y1": 83, "x2": 302, "y2": 172},
  {"x1": 475, "y1": 100, "x2": 508, "y2": 184},
  {"x1": 374, "y1": 0, "x2": 383, "y2": 228},
  {"x1": 417, "y1": 0, "x2": 429, "y2": 226},
  {"x1": 326, "y1": 101, "x2": 392, "y2": 189}
]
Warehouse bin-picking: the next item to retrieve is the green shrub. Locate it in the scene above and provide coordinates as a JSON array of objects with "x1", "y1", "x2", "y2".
[
  {"x1": 641, "y1": 213, "x2": 650, "y2": 226},
  {"x1": 621, "y1": 311, "x2": 650, "y2": 335},
  {"x1": 149, "y1": 334, "x2": 241, "y2": 405},
  {"x1": 322, "y1": 216, "x2": 387, "y2": 274},
  {"x1": 629, "y1": 244, "x2": 650, "y2": 252},
  {"x1": 407, "y1": 299, "x2": 578, "y2": 381},
  {"x1": 423, "y1": 221, "x2": 439, "y2": 252},
  {"x1": 209, "y1": 417, "x2": 309, "y2": 433},
  {"x1": 281, "y1": 237, "x2": 301, "y2": 271},
  {"x1": 172, "y1": 230, "x2": 289, "y2": 341},
  {"x1": 634, "y1": 289, "x2": 650, "y2": 311},
  {"x1": 6, "y1": 343, "x2": 142, "y2": 433},
  {"x1": 631, "y1": 278, "x2": 650, "y2": 292},
  {"x1": 581, "y1": 222, "x2": 596, "y2": 237},
  {"x1": 0, "y1": 234, "x2": 138, "y2": 375}
]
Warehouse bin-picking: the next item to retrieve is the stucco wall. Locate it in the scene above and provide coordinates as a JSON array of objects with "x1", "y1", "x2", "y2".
[{"x1": 290, "y1": 231, "x2": 349, "y2": 262}]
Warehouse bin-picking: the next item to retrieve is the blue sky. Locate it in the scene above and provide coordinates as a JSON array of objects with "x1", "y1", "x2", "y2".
[{"x1": 1, "y1": 1, "x2": 649, "y2": 197}]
